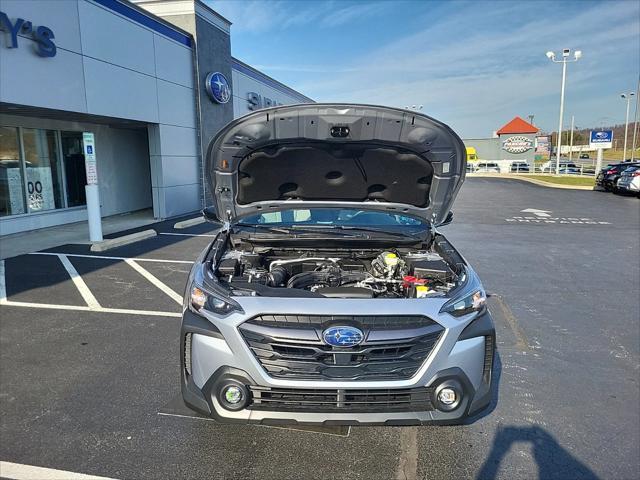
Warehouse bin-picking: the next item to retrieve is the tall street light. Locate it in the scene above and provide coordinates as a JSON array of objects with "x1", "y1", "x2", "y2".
[
  {"x1": 631, "y1": 77, "x2": 639, "y2": 161},
  {"x1": 547, "y1": 48, "x2": 582, "y2": 175},
  {"x1": 621, "y1": 92, "x2": 635, "y2": 161}
]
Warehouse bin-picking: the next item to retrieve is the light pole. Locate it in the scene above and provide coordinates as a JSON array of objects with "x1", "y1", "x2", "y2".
[
  {"x1": 621, "y1": 92, "x2": 635, "y2": 161},
  {"x1": 547, "y1": 48, "x2": 582, "y2": 174},
  {"x1": 631, "y1": 77, "x2": 639, "y2": 161}
]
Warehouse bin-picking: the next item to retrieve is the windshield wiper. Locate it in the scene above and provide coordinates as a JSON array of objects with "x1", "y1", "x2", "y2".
[
  {"x1": 237, "y1": 224, "x2": 424, "y2": 240},
  {"x1": 329, "y1": 225, "x2": 424, "y2": 239},
  {"x1": 237, "y1": 224, "x2": 358, "y2": 237}
]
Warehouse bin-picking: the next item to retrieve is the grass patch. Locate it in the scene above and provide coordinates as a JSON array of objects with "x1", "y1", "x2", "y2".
[
  {"x1": 526, "y1": 175, "x2": 595, "y2": 186},
  {"x1": 603, "y1": 148, "x2": 640, "y2": 162}
]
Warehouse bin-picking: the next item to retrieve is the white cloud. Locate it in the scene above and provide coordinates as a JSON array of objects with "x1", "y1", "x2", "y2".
[
  {"x1": 208, "y1": 0, "x2": 388, "y2": 32},
  {"x1": 289, "y1": 1, "x2": 640, "y2": 136}
]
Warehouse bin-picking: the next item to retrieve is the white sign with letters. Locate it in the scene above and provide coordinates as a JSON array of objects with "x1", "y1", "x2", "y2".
[
  {"x1": 27, "y1": 167, "x2": 55, "y2": 211},
  {"x1": 82, "y1": 132, "x2": 98, "y2": 185}
]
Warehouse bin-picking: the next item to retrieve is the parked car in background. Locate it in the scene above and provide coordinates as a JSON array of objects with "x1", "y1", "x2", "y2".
[
  {"x1": 476, "y1": 162, "x2": 500, "y2": 173},
  {"x1": 510, "y1": 162, "x2": 530, "y2": 173},
  {"x1": 594, "y1": 162, "x2": 640, "y2": 191},
  {"x1": 579, "y1": 153, "x2": 590, "y2": 159},
  {"x1": 542, "y1": 161, "x2": 579, "y2": 173},
  {"x1": 558, "y1": 166, "x2": 582, "y2": 175},
  {"x1": 466, "y1": 163, "x2": 477, "y2": 173},
  {"x1": 616, "y1": 165, "x2": 640, "y2": 196}
]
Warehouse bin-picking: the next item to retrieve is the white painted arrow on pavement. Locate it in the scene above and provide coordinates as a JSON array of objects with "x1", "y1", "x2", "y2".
[{"x1": 521, "y1": 208, "x2": 552, "y2": 218}]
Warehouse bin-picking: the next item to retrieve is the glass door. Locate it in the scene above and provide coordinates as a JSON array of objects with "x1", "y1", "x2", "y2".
[{"x1": 61, "y1": 131, "x2": 87, "y2": 207}]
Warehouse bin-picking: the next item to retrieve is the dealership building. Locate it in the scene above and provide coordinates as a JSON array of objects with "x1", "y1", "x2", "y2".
[{"x1": 0, "y1": 0, "x2": 312, "y2": 236}]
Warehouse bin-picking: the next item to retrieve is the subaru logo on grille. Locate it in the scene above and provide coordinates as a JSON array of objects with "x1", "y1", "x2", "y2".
[{"x1": 322, "y1": 326, "x2": 364, "y2": 347}]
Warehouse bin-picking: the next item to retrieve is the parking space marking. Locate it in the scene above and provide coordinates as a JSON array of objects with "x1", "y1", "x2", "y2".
[
  {"x1": 58, "y1": 254, "x2": 101, "y2": 309},
  {"x1": 159, "y1": 232, "x2": 216, "y2": 238},
  {"x1": 125, "y1": 259, "x2": 183, "y2": 305},
  {"x1": 0, "y1": 461, "x2": 118, "y2": 480},
  {"x1": 0, "y1": 300, "x2": 181, "y2": 317},
  {"x1": 30, "y1": 252, "x2": 193, "y2": 264},
  {"x1": 0, "y1": 256, "x2": 181, "y2": 318}
]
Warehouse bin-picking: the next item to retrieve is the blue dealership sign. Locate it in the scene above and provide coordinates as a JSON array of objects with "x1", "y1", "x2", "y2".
[
  {"x1": 205, "y1": 72, "x2": 231, "y2": 104},
  {"x1": 589, "y1": 130, "x2": 613, "y2": 149}
]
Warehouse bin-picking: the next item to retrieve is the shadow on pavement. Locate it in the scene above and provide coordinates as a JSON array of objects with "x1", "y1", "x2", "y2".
[{"x1": 476, "y1": 424, "x2": 600, "y2": 480}]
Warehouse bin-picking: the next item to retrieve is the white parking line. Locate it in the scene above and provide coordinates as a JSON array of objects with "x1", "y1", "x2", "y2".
[
  {"x1": 57, "y1": 254, "x2": 101, "y2": 309},
  {"x1": 160, "y1": 232, "x2": 216, "y2": 238},
  {"x1": 0, "y1": 461, "x2": 118, "y2": 480},
  {"x1": 0, "y1": 300, "x2": 181, "y2": 318},
  {"x1": 29, "y1": 252, "x2": 193, "y2": 264},
  {"x1": 125, "y1": 259, "x2": 183, "y2": 305}
]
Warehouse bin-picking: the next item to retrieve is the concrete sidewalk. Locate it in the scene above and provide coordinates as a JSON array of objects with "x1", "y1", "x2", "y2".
[
  {"x1": 0, "y1": 209, "x2": 158, "y2": 260},
  {"x1": 469, "y1": 173, "x2": 594, "y2": 190}
]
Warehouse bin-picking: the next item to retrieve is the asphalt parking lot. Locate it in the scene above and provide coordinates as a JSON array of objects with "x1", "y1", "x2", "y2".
[{"x1": 1, "y1": 178, "x2": 638, "y2": 480}]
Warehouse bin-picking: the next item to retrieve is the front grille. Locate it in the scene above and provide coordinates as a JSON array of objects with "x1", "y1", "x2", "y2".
[
  {"x1": 246, "y1": 314, "x2": 438, "y2": 330},
  {"x1": 239, "y1": 315, "x2": 444, "y2": 381},
  {"x1": 248, "y1": 386, "x2": 435, "y2": 412}
]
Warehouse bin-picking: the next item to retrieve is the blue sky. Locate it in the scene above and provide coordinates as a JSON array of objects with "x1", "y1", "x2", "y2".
[{"x1": 208, "y1": 0, "x2": 640, "y2": 138}]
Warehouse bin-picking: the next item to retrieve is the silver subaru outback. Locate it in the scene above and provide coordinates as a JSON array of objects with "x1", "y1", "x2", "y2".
[{"x1": 180, "y1": 104, "x2": 495, "y2": 425}]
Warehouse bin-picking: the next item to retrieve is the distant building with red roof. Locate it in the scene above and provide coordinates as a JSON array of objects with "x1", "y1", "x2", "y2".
[
  {"x1": 496, "y1": 116, "x2": 539, "y2": 135},
  {"x1": 463, "y1": 116, "x2": 545, "y2": 171}
]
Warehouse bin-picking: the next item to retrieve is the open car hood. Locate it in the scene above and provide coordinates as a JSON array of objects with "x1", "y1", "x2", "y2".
[{"x1": 206, "y1": 104, "x2": 466, "y2": 226}]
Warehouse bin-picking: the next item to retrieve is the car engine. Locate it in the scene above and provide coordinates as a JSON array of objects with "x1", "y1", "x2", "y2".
[{"x1": 214, "y1": 249, "x2": 459, "y2": 298}]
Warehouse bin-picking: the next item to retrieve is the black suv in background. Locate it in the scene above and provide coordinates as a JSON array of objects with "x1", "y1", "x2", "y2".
[{"x1": 595, "y1": 162, "x2": 640, "y2": 192}]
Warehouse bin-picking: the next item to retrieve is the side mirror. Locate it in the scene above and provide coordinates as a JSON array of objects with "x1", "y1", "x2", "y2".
[
  {"x1": 438, "y1": 211, "x2": 454, "y2": 227},
  {"x1": 202, "y1": 207, "x2": 221, "y2": 224}
]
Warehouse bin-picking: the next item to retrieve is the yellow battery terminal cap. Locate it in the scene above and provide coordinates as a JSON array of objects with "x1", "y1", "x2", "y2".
[{"x1": 415, "y1": 285, "x2": 430, "y2": 298}]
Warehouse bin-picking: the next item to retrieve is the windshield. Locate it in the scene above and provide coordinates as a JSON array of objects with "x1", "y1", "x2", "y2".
[{"x1": 237, "y1": 208, "x2": 427, "y2": 229}]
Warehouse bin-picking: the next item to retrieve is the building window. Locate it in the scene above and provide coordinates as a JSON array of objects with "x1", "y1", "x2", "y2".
[
  {"x1": 22, "y1": 128, "x2": 65, "y2": 212},
  {"x1": 0, "y1": 126, "x2": 27, "y2": 217},
  {"x1": 0, "y1": 126, "x2": 89, "y2": 218}
]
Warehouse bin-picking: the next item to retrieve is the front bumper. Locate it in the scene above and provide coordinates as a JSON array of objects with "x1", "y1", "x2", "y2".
[{"x1": 180, "y1": 303, "x2": 495, "y2": 426}]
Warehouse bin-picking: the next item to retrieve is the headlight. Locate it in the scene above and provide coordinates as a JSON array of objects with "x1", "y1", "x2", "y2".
[
  {"x1": 190, "y1": 284, "x2": 242, "y2": 316},
  {"x1": 440, "y1": 284, "x2": 486, "y2": 318}
]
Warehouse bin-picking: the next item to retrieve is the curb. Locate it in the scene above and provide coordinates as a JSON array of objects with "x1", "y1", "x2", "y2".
[
  {"x1": 469, "y1": 173, "x2": 594, "y2": 190},
  {"x1": 90, "y1": 229, "x2": 157, "y2": 252},
  {"x1": 174, "y1": 216, "x2": 204, "y2": 229}
]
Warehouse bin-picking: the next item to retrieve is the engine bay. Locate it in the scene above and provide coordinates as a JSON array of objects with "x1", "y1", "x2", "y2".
[{"x1": 213, "y1": 244, "x2": 463, "y2": 299}]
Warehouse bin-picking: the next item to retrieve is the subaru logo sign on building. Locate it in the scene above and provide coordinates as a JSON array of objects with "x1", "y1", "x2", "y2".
[
  {"x1": 205, "y1": 72, "x2": 231, "y2": 104},
  {"x1": 322, "y1": 326, "x2": 364, "y2": 347},
  {"x1": 502, "y1": 135, "x2": 534, "y2": 154}
]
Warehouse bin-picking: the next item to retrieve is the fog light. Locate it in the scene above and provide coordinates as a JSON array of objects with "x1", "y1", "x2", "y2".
[
  {"x1": 437, "y1": 387, "x2": 457, "y2": 405},
  {"x1": 223, "y1": 385, "x2": 243, "y2": 405},
  {"x1": 217, "y1": 382, "x2": 249, "y2": 411},
  {"x1": 434, "y1": 381, "x2": 462, "y2": 412}
]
